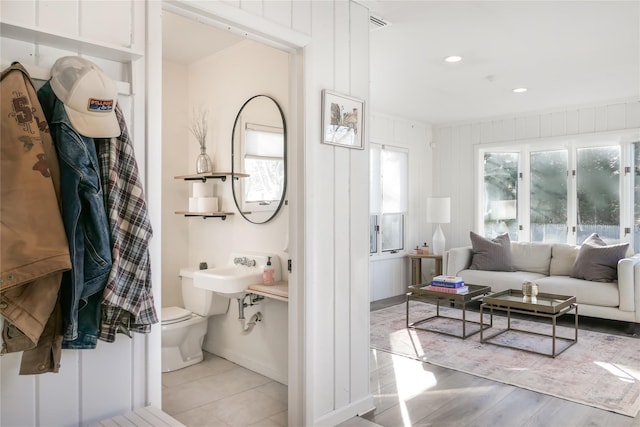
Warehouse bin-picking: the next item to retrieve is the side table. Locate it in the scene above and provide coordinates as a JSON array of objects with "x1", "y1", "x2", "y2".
[{"x1": 406, "y1": 253, "x2": 443, "y2": 286}]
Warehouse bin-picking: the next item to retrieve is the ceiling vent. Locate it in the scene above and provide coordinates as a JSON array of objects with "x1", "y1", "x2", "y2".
[{"x1": 369, "y1": 15, "x2": 391, "y2": 30}]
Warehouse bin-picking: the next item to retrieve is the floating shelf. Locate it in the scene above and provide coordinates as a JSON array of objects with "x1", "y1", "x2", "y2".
[
  {"x1": 0, "y1": 21, "x2": 144, "y2": 62},
  {"x1": 174, "y1": 172, "x2": 249, "y2": 182},
  {"x1": 248, "y1": 281, "x2": 289, "y2": 302},
  {"x1": 175, "y1": 211, "x2": 234, "y2": 220}
]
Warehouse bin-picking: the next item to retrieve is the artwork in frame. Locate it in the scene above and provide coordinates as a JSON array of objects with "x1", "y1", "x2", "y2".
[{"x1": 321, "y1": 89, "x2": 365, "y2": 149}]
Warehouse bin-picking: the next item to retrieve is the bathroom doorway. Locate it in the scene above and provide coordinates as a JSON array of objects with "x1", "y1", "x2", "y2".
[{"x1": 158, "y1": 4, "x2": 304, "y2": 425}]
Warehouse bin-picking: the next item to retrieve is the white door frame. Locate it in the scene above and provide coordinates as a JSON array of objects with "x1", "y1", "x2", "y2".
[{"x1": 147, "y1": 2, "x2": 307, "y2": 425}]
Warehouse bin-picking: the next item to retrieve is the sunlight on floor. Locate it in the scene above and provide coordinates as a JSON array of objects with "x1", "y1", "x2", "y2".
[
  {"x1": 594, "y1": 361, "x2": 640, "y2": 383},
  {"x1": 392, "y1": 354, "x2": 438, "y2": 400},
  {"x1": 392, "y1": 354, "x2": 436, "y2": 427}
]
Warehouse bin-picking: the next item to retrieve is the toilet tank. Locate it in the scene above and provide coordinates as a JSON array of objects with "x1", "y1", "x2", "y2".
[{"x1": 179, "y1": 268, "x2": 229, "y2": 316}]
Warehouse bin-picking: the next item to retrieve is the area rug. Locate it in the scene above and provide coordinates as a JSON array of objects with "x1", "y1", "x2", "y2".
[{"x1": 371, "y1": 301, "x2": 640, "y2": 417}]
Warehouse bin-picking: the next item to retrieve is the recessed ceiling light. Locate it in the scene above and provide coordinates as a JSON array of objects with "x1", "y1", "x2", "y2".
[
  {"x1": 444, "y1": 55, "x2": 462, "y2": 63},
  {"x1": 513, "y1": 87, "x2": 528, "y2": 93}
]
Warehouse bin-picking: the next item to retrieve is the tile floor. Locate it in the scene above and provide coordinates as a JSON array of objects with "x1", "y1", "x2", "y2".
[{"x1": 162, "y1": 352, "x2": 288, "y2": 427}]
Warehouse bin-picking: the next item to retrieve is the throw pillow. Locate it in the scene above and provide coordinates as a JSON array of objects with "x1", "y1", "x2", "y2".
[
  {"x1": 549, "y1": 244, "x2": 580, "y2": 276},
  {"x1": 511, "y1": 242, "x2": 552, "y2": 275},
  {"x1": 469, "y1": 231, "x2": 515, "y2": 271},
  {"x1": 571, "y1": 233, "x2": 629, "y2": 282}
]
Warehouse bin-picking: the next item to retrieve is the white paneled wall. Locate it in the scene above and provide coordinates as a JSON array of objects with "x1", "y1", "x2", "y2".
[
  {"x1": 369, "y1": 113, "x2": 432, "y2": 301},
  {"x1": 0, "y1": 1, "x2": 153, "y2": 426},
  {"x1": 433, "y1": 100, "x2": 640, "y2": 251},
  {"x1": 303, "y1": 1, "x2": 373, "y2": 424}
]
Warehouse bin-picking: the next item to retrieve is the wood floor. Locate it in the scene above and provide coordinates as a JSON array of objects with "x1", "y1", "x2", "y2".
[{"x1": 358, "y1": 296, "x2": 640, "y2": 427}]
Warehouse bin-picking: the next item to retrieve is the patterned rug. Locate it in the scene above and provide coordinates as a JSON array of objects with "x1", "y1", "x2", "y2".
[{"x1": 371, "y1": 301, "x2": 640, "y2": 417}]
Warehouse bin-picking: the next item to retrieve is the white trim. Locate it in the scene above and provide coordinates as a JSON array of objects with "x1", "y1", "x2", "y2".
[
  {"x1": 145, "y1": 0, "x2": 163, "y2": 409},
  {"x1": 163, "y1": 0, "x2": 311, "y2": 52},
  {"x1": 312, "y1": 395, "x2": 375, "y2": 427}
]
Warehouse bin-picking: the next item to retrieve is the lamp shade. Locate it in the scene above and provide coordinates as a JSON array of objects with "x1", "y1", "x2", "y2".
[
  {"x1": 490, "y1": 200, "x2": 516, "y2": 220},
  {"x1": 427, "y1": 197, "x2": 451, "y2": 224}
]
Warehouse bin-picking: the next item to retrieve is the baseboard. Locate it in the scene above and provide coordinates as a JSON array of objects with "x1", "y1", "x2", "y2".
[
  {"x1": 313, "y1": 395, "x2": 375, "y2": 426},
  {"x1": 214, "y1": 347, "x2": 288, "y2": 385}
]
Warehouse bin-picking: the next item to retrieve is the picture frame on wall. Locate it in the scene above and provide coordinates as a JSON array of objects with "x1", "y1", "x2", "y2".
[{"x1": 321, "y1": 90, "x2": 365, "y2": 149}]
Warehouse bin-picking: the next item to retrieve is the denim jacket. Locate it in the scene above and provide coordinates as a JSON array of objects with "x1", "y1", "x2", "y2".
[{"x1": 37, "y1": 81, "x2": 112, "y2": 349}]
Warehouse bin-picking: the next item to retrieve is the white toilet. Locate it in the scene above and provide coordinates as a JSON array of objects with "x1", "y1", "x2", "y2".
[{"x1": 161, "y1": 268, "x2": 229, "y2": 372}]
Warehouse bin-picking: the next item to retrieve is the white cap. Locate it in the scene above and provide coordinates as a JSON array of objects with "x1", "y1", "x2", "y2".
[{"x1": 50, "y1": 56, "x2": 120, "y2": 138}]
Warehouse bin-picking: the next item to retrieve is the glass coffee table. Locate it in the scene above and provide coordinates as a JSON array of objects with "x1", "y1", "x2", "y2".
[
  {"x1": 406, "y1": 283, "x2": 491, "y2": 338},
  {"x1": 480, "y1": 289, "x2": 578, "y2": 358}
]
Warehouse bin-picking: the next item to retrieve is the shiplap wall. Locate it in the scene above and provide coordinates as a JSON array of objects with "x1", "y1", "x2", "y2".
[
  {"x1": 369, "y1": 113, "x2": 432, "y2": 301},
  {"x1": 303, "y1": 2, "x2": 373, "y2": 424},
  {"x1": 0, "y1": 1, "x2": 155, "y2": 426},
  {"x1": 433, "y1": 100, "x2": 640, "y2": 251}
]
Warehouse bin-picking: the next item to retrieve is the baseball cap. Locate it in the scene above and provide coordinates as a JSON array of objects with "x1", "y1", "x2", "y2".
[{"x1": 50, "y1": 56, "x2": 120, "y2": 138}]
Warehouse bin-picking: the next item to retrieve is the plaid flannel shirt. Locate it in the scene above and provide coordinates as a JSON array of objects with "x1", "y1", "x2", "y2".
[{"x1": 96, "y1": 105, "x2": 157, "y2": 342}]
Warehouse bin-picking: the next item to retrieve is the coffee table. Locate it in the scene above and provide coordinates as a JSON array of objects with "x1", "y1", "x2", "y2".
[
  {"x1": 406, "y1": 283, "x2": 491, "y2": 338},
  {"x1": 480, "y1": 289, "x2": 578, "y2": 358}
]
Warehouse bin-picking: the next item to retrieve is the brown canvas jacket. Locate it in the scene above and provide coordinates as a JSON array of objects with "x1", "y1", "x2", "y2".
[{"x1": 1, "y1": 62, "x2": 71, "y2": 373}]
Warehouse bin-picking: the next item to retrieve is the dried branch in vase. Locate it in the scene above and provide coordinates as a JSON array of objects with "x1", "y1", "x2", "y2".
[{"x1": 189, "y1": 107, "x2": 209, "y2": 149}]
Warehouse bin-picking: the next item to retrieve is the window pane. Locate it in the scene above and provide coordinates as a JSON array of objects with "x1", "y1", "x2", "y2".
[
  {"x1": 530, "y1": 150, "x2": 568, "y2": 242},
  {"x1": 381, "y1": 148, "x2": 408, "y2": 213},
  {"x1": 370, "y1": 215, "x2": 378, "y2": 254},
  {"x1": 381, "y1": 213, "x2": 403, "y2": 252},
  {"x1": 635, "y1": 142, "x2": 640, "y2": 253},
  {"x1": 576, "y1": 146, "x2": 620, "y2": 243},
  {"x1": 370, "y1": 144, "x2": 381, "y2": 213},
  {"x1": 244, "y1": 158, "x2": 285, "y2": 203},
  {"x1": 483, "y1": 152, "x2": 519, "y2": 239}
]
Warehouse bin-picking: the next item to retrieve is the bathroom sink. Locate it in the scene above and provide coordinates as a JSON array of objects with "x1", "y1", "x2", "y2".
[
  {"x1": 193, "y1": 253, "x2": 281, "y2": 299},
  {"x1": 193, "y1": 266, "x2": 262, "y2": 299}
]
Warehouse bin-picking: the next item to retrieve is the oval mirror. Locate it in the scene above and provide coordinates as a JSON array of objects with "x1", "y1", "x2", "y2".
[{"x1": 231, "y1": 95, "x2": 287, "y2": 224}]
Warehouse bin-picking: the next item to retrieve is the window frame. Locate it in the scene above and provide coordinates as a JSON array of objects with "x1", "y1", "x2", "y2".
[{"x1": 370, "y1": 143, "x2": 409, "y2": 256}]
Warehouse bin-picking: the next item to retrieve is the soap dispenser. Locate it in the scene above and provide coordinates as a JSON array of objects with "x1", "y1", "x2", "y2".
[{"x1": 263, "y1": 256, "x2": 275, "y2": 285}]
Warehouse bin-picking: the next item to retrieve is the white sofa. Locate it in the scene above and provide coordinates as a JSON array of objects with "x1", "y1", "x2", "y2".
[{"x1": 443, "y1": 241, "x2": 640, "y2": 323}]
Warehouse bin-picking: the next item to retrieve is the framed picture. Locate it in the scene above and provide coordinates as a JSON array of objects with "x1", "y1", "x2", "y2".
[{"x1": 321, "y1": 90, "x2": 364, "y2": 149}]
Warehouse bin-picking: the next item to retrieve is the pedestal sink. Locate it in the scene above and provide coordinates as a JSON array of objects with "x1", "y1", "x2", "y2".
[{"x1": 193, "y1": 253, "x2": 281, "y2": 299}]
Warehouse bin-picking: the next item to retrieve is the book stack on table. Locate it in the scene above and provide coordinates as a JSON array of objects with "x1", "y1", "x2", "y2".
[{"x1": 427, "y1": 275, "x2": 468, "y2": 294}]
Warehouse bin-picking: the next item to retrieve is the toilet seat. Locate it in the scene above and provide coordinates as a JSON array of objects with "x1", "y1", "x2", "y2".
[{"x1": 162, "y1": 306, "x2": 192, "y2": 325}]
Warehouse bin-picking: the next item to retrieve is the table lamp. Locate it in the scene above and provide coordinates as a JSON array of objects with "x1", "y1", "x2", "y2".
[
  {"x1": 490, "y1": 199, "x2": 516, "y2": 235},
  {"x1": 427, "y1": 197, "x2": 451, "y2": 255}
]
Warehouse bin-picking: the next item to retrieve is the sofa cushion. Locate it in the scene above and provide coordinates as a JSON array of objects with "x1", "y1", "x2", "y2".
[
  {"x1": 549, "y1": 244, "x2": 580, "y2": 276},
  {"x1": 535, "y1": 276, "x2": 619, "y2": 307},
  {"x1": 571, "y1": 233, "x2": 629, "y2": 282},
  {"x1": 469, "y1": 232, "x2": 515, "y2": 271},
  {"x1": 511, "y1": 242, "x2": 552, "y2": 275},
  {"x1": 459, "y1": 270, "x2": 545, "y2": 292}
]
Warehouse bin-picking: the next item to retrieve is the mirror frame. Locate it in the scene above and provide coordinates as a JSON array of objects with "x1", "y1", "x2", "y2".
[{"x1": 231, "y1": 94, "x2": 287, "y2": 224}]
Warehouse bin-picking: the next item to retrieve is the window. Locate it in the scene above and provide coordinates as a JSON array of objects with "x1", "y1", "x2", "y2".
[
  {"x1": 576, "y1": 146, "x2": 620, "y2": 242},
  {"x1": 241, "y1": 123, "x2": 284, "y2": 211},
  {"x1": 479, "y1": 135, "x2": 636, "y2": 247},
  {"x1": 483, "y1": 152, "x2": 519, "y2": 240},
  {"x1": 530, "y1": 150, "x2": 568, "y2": 242},
  {"x1": 634, "y1": 142, "x2": 640, "y2": 253},
  {"x1": 370, "y1": 144, "x2": 408, "y2": 254}
]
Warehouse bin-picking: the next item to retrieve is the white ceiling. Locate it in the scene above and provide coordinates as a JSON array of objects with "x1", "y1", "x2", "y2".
[
  {"x1": 163, "y1": 1, "x2": 640, "y2": 125},
  {"x1": 162, "y1": 11, "x2": 244, "y2": 64}
]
